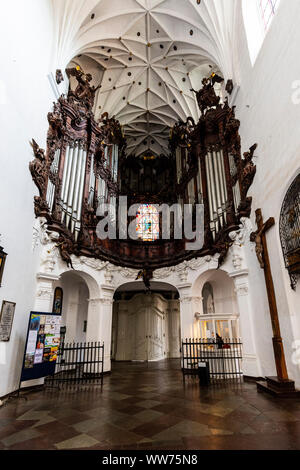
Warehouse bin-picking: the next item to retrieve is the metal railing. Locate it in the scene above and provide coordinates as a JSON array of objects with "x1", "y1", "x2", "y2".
[
  {"x1": 46, "y1": 341, "x2": 104, "y2": 387},
  {"x1": 181, "y1": 338, "x2": 243, "y2": 381}
]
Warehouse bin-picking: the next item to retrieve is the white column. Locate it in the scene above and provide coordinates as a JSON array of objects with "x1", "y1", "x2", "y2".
[
  {"x1": 115, "y1": 301, "x2": 129, "y2": 361},
  {"x1": 230, "y1": 270, "x2": 262, "y2": 378},
  {"x1": 65, "y1": 300, "x2": 79, "y2": 343},
  {"x1": 178, "y1": 284, "x2": 197, "y2": 340},
  {"x1": 86, "y1": 286, "x2": 114, "y2": 372},
  {"x1": 168, "y1": 299, "x2": 181, "y2": 358}
]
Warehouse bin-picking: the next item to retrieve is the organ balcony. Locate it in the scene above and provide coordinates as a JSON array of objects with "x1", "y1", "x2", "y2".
[{"x1": 29, "y1": 70, "x2": 257, "y2": 270}]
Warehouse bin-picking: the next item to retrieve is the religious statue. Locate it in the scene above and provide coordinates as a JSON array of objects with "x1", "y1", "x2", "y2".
[
  {"x1": 191, "y1": 73, "x2": 224, "y2": 114},
  {"x1": 241, "y1": 144, "x2": 257, "y2": 196},
  {"x1": 250, "y1": 210, "x2": 266, "y2": 269},
  {"x1": 29, "y1": 139, "x2": 47, "y2": 198},
  {"x1": 136, "y1": 268, "x2": 154, "y2": 290},
  {"x1": 55, "y1": 69, "x2": 64, "y2": 85},
  {"x1": 66, "y1": 67, "x2": 101, "y2": 111},
  {"x1": 207, "y1": 293, "x2": 215, "y2": 314},
  {"x1": 56, "y1": 235, "x2": 74, "y2": 269}
]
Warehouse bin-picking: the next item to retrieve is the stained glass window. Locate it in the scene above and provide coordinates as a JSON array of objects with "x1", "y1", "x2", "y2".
[
  {"x1": 136, "y1": 204, "x2": 159, "y2": 241},
  {"x1": 259, "y1": 0, "x2": 280, "y2": 31}
]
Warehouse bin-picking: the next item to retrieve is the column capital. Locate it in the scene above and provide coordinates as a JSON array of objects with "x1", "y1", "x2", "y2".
[
  {"x1": 177, "y1": 282, "x2": 192, "y2": 291},
  {"x1": 88, "y1": 297, "x2": 114, "y2": 306},
  {"x1": 36, "y1": 272, "x2": 60, "y2": 282},
  {"x1": 228, "y1": 269, "x2": 249, "y2": 279},
  {"x1": 234, "y1": 284, "x2": 249, "y2": 297}
]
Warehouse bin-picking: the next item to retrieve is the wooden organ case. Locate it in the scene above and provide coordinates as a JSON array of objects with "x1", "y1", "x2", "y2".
[{"x1": 29, "y1": 71, "x2": 257, "y2": 270}]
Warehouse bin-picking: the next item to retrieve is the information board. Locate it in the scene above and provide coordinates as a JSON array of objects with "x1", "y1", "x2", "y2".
[{"x1": 20, "y1": 312, "x2": 61, "y2": 382}]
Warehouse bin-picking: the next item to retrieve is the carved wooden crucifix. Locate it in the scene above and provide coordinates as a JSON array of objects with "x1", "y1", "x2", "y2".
[{"x1": 250, "y1": 208, "x2": 289, "y2": 382}]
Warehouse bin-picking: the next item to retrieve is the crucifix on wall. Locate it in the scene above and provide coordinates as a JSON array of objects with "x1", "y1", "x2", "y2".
[{"x1": 250, "y1": 208, "x2": 299, "y2": 397}]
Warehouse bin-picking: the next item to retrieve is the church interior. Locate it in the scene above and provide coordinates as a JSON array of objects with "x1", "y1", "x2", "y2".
[{"x1": 0, "y1": 0, "x2": 300, "y2": 452}]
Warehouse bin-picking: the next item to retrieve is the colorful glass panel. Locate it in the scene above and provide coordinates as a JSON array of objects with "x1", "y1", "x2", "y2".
[
  {"x1": 259, "y1": 0, "x2": 280, "y2": 31},
  {"x1": 136, "y1": 204, "x2": 159, "y2": 241}
]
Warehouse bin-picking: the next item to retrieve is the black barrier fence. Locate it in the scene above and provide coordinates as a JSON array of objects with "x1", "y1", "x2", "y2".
[
  {"x1": 46, "y1": 341, "x2": 104, "y2": 387},
  {"x1": 181, "y1": 338, "x2": 243, "y2": 381}
]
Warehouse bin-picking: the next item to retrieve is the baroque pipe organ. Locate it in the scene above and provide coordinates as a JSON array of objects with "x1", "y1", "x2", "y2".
[
  {"x1": 29, "y1": 72, "x2": 125, "y2": 267},
  {"x1": 29, "y1": 70, "x2": 257, "y2": 270},
  {"x1": 170, "y1": 77, "x2": 257, "y2": 257}
]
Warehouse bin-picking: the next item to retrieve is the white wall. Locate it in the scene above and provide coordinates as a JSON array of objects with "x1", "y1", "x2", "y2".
[
  {"x1": 233, "y1": 0, "x2": 300, "y2": 384},
  {"x1": 1, "y1": 0, "x2": 300, "y2": 397},
  {"x1": 0, "y1": 0, "x2": 56, "y2": 397}
]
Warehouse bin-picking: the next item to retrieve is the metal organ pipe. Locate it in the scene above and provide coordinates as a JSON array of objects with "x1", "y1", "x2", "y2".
[
  {"x1": 208, "y1": 153, "x2": 218, "y2": 219},
  {"x1": 114, "y1": 145, "x2": 119, "y2": 182},
  {"x1": 205, "y1": 154, "x2": 215, "y2": 235},
  {"x1": 197, "y1": 161, "x2": 202, "y2": 203},
  {"x1": 61, "y1": 143, "x2": 76, "y2": 221},
  {"x1": 66, "y1": 143, "x2": 80, "y2": 227},
  {"x1": 220, "y1": 151, "x2": 228, "y2": 202},
  {"x1": 75, "y1": 149, "x2": 87, "y2": 237},
  {"x1": 111, "y1": 145, "x2": 115, "y2": 179},
  {"x1": 233, "y1": 182, "x2": 241, "y2": 213},
  {"x1": 88, "y1": 153, "x2": 95, "y2": 206},
  {"x1": 217, "y1": 150, "x2": 227, "y2": 208},
  {"x1": 176, "y1": 148, "x2": 181, "y2": 183},
  {"x1": 46, "y1": 149, "x2": 60, "y2": 212},
  {"x1": 71, "y1": 145, "x2": 84, "y2": 233},
  {"x1": 212, "y1": 151, "x2": 224, "y2": 229},
  {"x1": 60, "y1": 145, "x2": 70, "y2": 208},
  {"x1": 212, "y1": 152, "x2": 222, "y2": 210}
]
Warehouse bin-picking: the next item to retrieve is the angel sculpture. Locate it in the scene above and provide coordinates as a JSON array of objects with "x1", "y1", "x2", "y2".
[
  {"x1": 66, "y1": 67, "x2": 101, "y2": 110},
  {"x1": 191, "y1": 73, "x2": 224, "y2": 114},
  {"x1": 56, "y1": 235, "x2": 74, "y2": 269},
  {"x1": 136, "y1": 268, "x2": 154, "y2": 290},
  {"x1": 29, "y1": 139, "x2": 47, "y2": 198}
]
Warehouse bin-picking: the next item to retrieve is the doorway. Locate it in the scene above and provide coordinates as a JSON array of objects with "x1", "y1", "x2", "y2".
[{"x1": 112, "y1": 282, "x2": 180, "y2": 362}]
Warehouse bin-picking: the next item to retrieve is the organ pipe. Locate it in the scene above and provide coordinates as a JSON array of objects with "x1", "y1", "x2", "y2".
[
  {"x1": 61, "y1": 143, "x2": 76, "y2": 221},
  {"x1": 75, "y1": 149, "x2": 87, "y2": 239},
  {"x1": 176, "y1": 148, "x2": 182, "y2": 183},
  {"x1": 46, "y1": 148, "x2": 60, "y2": 212},
  {"x1": 66, "y1": 144, "x2": 80, "y2": 227},
  {"x1": 205, "y1": 150, "x2": 230, "y2": 237},
  {"x1": 205, "y1": 154, "x2": 215, "y2": 235},
  {"x1": 71, "y1": 145, "x2": 84, "y2": 234},
  {"x1": 197, "y1": 161, "x2": 202, "y2": 203}
]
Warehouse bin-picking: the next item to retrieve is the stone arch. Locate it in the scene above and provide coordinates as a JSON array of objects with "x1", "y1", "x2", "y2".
[
  {"x1": 55, "y1": 270, "x2": 100, "y2": 343},
  {"x1": 57, "y1": 268, "x2": 100, "y2": 300},
  {"x1": 191, "y1": 268, "x2": 240, "y2": 340},
  {"x1": 192, "y1": 268, "x2": 237, "y2": 313}
]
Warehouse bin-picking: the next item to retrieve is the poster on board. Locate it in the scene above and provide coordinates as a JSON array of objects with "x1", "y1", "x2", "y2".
[{"x1": 20, "y1": 312, "x2": 61, "y2": 383}]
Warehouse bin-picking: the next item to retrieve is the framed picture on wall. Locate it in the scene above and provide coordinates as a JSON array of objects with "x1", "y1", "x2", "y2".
[{"x1": 0, "y1": 300, "x2": 16, "y2": 342}]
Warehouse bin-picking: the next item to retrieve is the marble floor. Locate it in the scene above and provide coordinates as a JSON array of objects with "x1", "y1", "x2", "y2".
[{"x1": 1, "y1": 360, "x2": 300, "y2": 450}]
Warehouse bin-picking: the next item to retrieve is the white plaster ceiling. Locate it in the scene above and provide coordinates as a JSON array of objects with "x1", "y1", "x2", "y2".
[{"x1": 53, "y1": 0, "x2": 238, "y2": 157}]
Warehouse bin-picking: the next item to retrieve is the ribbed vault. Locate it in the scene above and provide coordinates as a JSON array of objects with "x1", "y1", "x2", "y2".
[{"x1": 52, "y1": 0, "x2": 239, "y2": 157}]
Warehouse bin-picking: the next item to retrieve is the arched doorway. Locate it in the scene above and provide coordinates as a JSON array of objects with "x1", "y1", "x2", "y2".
[
  {"x1": 112, "y1": 281, "x2": 180, "y2": 362},
  {"x1": 193, "y1": 269, "x2": 240, "y2": 341},
  {"x1": 55, "y1": 271, "x2": 93, "y2": 344}
]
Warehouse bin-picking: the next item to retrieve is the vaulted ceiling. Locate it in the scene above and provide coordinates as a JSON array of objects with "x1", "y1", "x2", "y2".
[{"x1": 52, "y1": 0, "x2": 239, "y2": 157}]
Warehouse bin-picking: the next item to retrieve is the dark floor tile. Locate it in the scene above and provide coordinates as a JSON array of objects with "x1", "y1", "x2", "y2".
[
  {"x1": 121, "y1": 405, "x2": 146, "y2": 415},
  {"x1": 2, "y1": 360, "x2": 300, "y2": 450}
]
